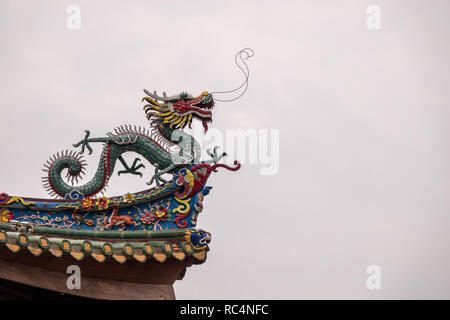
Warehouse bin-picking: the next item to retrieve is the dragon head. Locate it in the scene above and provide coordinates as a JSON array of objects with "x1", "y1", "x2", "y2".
[
  {"x1": 185, "y1": 229, "x2": 212, "y2": 249},
  {"x1": 142, "y1": 89, "x2": 214, "y2": 133}
]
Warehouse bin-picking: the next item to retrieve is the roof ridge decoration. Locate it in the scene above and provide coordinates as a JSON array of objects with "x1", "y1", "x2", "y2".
[{"x1": 0, "y1": 49, "x2": 253, "y2": 264}]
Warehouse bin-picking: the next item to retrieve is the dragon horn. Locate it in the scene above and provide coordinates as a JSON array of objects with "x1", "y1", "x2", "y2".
[{"x1": 143, "y1": 89, "x2": 181, "y2": 102}]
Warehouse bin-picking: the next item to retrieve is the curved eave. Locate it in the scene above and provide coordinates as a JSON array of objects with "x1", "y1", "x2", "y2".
[{"x1": 0, "y1": 230, "x2": 208, "y2": 264}]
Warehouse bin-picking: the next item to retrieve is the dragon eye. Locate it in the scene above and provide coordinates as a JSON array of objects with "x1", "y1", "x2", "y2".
[{"x1": 179, "y1": 92, "x2": 188, "y2": 100}]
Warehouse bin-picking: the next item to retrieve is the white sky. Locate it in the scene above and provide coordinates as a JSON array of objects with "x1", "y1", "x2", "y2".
[{"x1": 0, "y1": 0, "x2": 449, "y2": 299}]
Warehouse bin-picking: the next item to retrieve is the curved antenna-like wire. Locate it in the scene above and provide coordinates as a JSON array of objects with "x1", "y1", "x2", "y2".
[{"x1": 211, "y1": 48, "x2": 254, "y2": 102}]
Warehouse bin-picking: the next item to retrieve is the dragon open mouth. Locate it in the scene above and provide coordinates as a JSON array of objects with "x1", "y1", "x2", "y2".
[
  {"x1": 192, "y1": 94, "x2": 214, "y2": 132},
  {"x1": 193, "y1": 96, "x2": 215, "y2": 110}
]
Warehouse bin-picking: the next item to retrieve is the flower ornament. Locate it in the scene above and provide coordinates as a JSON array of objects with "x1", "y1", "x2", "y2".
[
  {"x1": 140, "y1": 209, "x2": 156, "y2": 225},
  {"x1": 96, "y1": 196, "x2": 110, "y2": 210},
  {"x1": 0, "y1": 209, "x2": 14, "y2": 223},
  {"x1": 81, "y1": 197, "x2": 94, "y2": 209},
  {"x1": 155, "y1": 205, "x2": 167, "y2": 218},
  {"x1": 124, "y1": 193, "x2": 135, "y2": 203}
]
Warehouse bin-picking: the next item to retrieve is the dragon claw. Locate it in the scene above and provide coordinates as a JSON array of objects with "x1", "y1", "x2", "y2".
[
  {"x1": 147, "y1": 164, "x2": 169, "y2": 186},
  {"x1": 118, "y1": 157, "x2": 145, "y2": 177},
  {"x1": 205, "y1": 146, "x2": 227, "y2": 164},
  {"x1": 73, "y1": 130, "x2": 93, "y2": 155}
]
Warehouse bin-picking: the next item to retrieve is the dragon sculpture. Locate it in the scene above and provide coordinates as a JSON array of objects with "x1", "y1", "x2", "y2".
[
  {"x1": 42, "y1": 90, "x2": 226, "y2": 198},
  {"x1": 42, "y1": 48, "x2": 253, "y2": 199},
  {"x1": 0, "y1": 48, "x2": 253, "y2": 268}
]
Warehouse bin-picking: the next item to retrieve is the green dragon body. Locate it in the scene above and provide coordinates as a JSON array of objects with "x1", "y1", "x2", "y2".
[{"x1": 42, "y1": 90, "x2": 224, "y2": 198}]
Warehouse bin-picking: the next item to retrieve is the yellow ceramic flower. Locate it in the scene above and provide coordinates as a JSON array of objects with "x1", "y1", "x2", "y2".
[
  {"x1": 124, "y1": 193, "x2": 135, "y2": 203},
  {"x1": 81, "y1": 197, "x2": 94, "y2": 209},
  {"x1": 96, "y1": 196, "x2": 110, "y2": 210},
  {"x1": 155, "y1": 205, "x2": 167, "y2": 218}
]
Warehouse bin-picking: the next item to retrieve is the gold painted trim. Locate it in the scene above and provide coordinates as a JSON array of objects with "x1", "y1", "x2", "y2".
[
  {"x1": 172, "y1": 251, "x2": 186, "y2": 261},
  {"x1": 6, "y1": 243, "x2": 20, "y2": 253},
  {"x1": 91, "y1": 252, "x2": 106, "y2": 263},
  {"x1": 70, "y1": 251, "x2": 85, "y2": 261},
  {"x1": 27, "y1": 245, "x2": 42, "y2": 256},
  {"x1": 133, "y1": 254, "x2": 147, "y2": 263},
  {"x1": 192, "y1": 250, "x2": 207, "y2": 261},
  {"x1": 112, "y1": 254, "x2": 127, "y2": 264},
  {"x1": 152, "y1": 252, "x2": 167, "y2": 263},
  {"x1": 49, "y1": 248, "x2": 63, "y2": 258}
]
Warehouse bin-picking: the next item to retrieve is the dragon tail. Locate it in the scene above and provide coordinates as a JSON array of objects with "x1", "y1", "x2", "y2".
[{"x1": 42, "y1": 145, "x2": 112, "y2": 198}]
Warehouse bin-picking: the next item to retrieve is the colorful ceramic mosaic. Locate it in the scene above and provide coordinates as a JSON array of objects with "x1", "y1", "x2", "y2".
[{"x1": 0, "y1": 49, "x2": 253, "y2": 256}]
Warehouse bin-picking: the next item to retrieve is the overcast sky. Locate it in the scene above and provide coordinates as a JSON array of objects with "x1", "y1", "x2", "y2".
[{"x1": 0, "y1": 0, "x2": 449, "y2": 299}]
